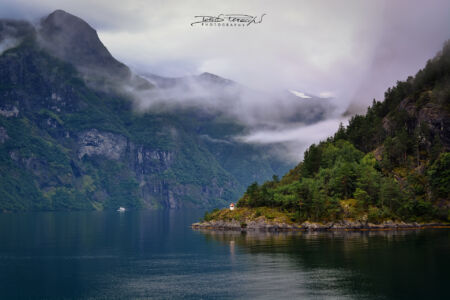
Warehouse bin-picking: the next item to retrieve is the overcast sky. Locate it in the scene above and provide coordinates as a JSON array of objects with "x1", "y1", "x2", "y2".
[{"x1": 1, "y1": 0, "x2": 449, "y2": 161}]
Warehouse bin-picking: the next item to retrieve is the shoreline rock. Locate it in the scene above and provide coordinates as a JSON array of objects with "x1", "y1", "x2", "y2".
[{"x1": 192, "y1": 219, "x2": 450, "y2": 232}]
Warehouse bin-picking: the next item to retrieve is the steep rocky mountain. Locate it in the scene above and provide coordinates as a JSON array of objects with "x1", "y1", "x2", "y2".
[
  {"x1": 39, "y1": 10, "x2": 152, "y2": 92},
  {"x1": 0, "y1": 10, "x2": 335, "y2": 211},
  {"x1": 39, "y1": 10, "x2": 130, "y2": 79}
]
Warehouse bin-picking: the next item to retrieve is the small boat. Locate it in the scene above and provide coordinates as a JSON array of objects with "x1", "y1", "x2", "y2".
[{"x1": 117, "y1": 207, "x2": 126, "y2": 212}]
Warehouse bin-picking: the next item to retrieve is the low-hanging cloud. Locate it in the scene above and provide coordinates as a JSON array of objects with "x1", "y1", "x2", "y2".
[
  {"x1": 236, "y1": 118, "x2": 346, "y2": 162},
  {"x1": 134, "y1": 73, "x2": 337, "y2": 128},
  {"x1": 0, "y1": 37, "x2": 20, "y2": 55}
]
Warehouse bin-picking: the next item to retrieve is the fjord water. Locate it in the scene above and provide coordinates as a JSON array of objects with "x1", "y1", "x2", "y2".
[{"x1": 0, "y1": 211, "x2": 448, "y2": 299}]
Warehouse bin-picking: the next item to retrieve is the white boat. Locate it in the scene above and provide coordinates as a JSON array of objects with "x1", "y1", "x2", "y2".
[{"x1": 117, "y1": 207, "x2": 126, "y2": 212}]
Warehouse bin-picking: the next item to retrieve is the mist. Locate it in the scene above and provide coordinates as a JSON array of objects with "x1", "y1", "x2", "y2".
[
  {"x1": 136, "y1": 73, "x2": 337, "y2": 126},
  {"x1": 124, "y1": 72, "x2": 340, "y2": 162},
  {"x1": 0, "y1": 19, "x2": 34, "y2": 55},
  {"x1": 0, "y1": 37, "x2": 19, "y2": 55}
]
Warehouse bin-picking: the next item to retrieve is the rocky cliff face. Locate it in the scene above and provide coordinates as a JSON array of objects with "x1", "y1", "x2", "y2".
[
  {"x1": 75, "y1": 128, "x2": 198, "y2": 208},
  {"x1": 394, "y1": 96, "x2": 450, "y2": 150},
  {"x1": 78, "y1": 129, "x2": 128, "y2": 160}
]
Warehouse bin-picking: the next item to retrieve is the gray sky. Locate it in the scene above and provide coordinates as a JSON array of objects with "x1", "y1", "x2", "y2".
[{"x1": 1, "y1": 0, "x2": 449, "y2": 161}]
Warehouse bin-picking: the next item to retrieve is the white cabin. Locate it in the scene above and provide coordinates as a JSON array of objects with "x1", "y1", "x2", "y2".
[{"x1": 229, "y1": 203, "x2": 235, "y2": 211}]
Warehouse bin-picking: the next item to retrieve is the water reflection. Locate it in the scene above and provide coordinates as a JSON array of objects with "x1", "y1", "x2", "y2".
[{"x1": 198, "y1": 229, "x2": 450, "y2": 300}]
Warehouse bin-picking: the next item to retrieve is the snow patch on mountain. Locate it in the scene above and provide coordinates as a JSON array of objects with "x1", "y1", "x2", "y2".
[{"x1": 289, "y1": 90, "x2": 312, "y2": 99}]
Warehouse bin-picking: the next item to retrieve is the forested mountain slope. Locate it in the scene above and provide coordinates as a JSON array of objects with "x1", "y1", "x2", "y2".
[{"x1": 236, "y1": 41, "x2": 450, "y2": 223}]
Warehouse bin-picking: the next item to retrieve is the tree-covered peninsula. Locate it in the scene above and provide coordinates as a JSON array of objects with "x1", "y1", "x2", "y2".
[{"x1": 197, "y1": 41, "x2": 450, "y2": 229}]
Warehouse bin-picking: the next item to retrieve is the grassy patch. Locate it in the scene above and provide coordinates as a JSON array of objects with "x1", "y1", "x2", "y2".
[{"x1": 202, "y1": 207, "x2": 293, "y2": 224}]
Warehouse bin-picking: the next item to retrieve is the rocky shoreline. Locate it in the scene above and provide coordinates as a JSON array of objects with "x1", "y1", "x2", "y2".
[{"x1": 192, "y1": 219, "x2": 450, "y2": 232}]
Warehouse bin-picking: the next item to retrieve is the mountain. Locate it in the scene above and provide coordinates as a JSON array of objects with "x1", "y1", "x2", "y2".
[
  {"x1": 39, "y1": 10, "x2": 130, "y2": 80},
  {"x1": 0, "y1": 10, "x2": 334, "y2": 211},
  {"x1": 232, "y1": 41, "x2": 450, "y2": 223}
]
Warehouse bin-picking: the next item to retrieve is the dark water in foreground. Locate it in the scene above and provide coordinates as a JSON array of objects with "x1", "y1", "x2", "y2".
[{"x1": 0, "y1": 210, "x2": 448, "y2": 299}]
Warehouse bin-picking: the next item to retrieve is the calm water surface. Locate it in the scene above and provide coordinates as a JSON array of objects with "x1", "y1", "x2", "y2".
[{"x1": 0, "y1": 210, "x2": 448, "y2": 299}]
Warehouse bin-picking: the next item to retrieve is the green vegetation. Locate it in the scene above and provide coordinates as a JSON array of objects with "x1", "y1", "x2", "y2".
[
  {"x1": 232, "y1": 41, "x2": 450, "y2": 223},
  {"x1": 203, "y1": 207, "x2": 293, "y2": 224}
]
